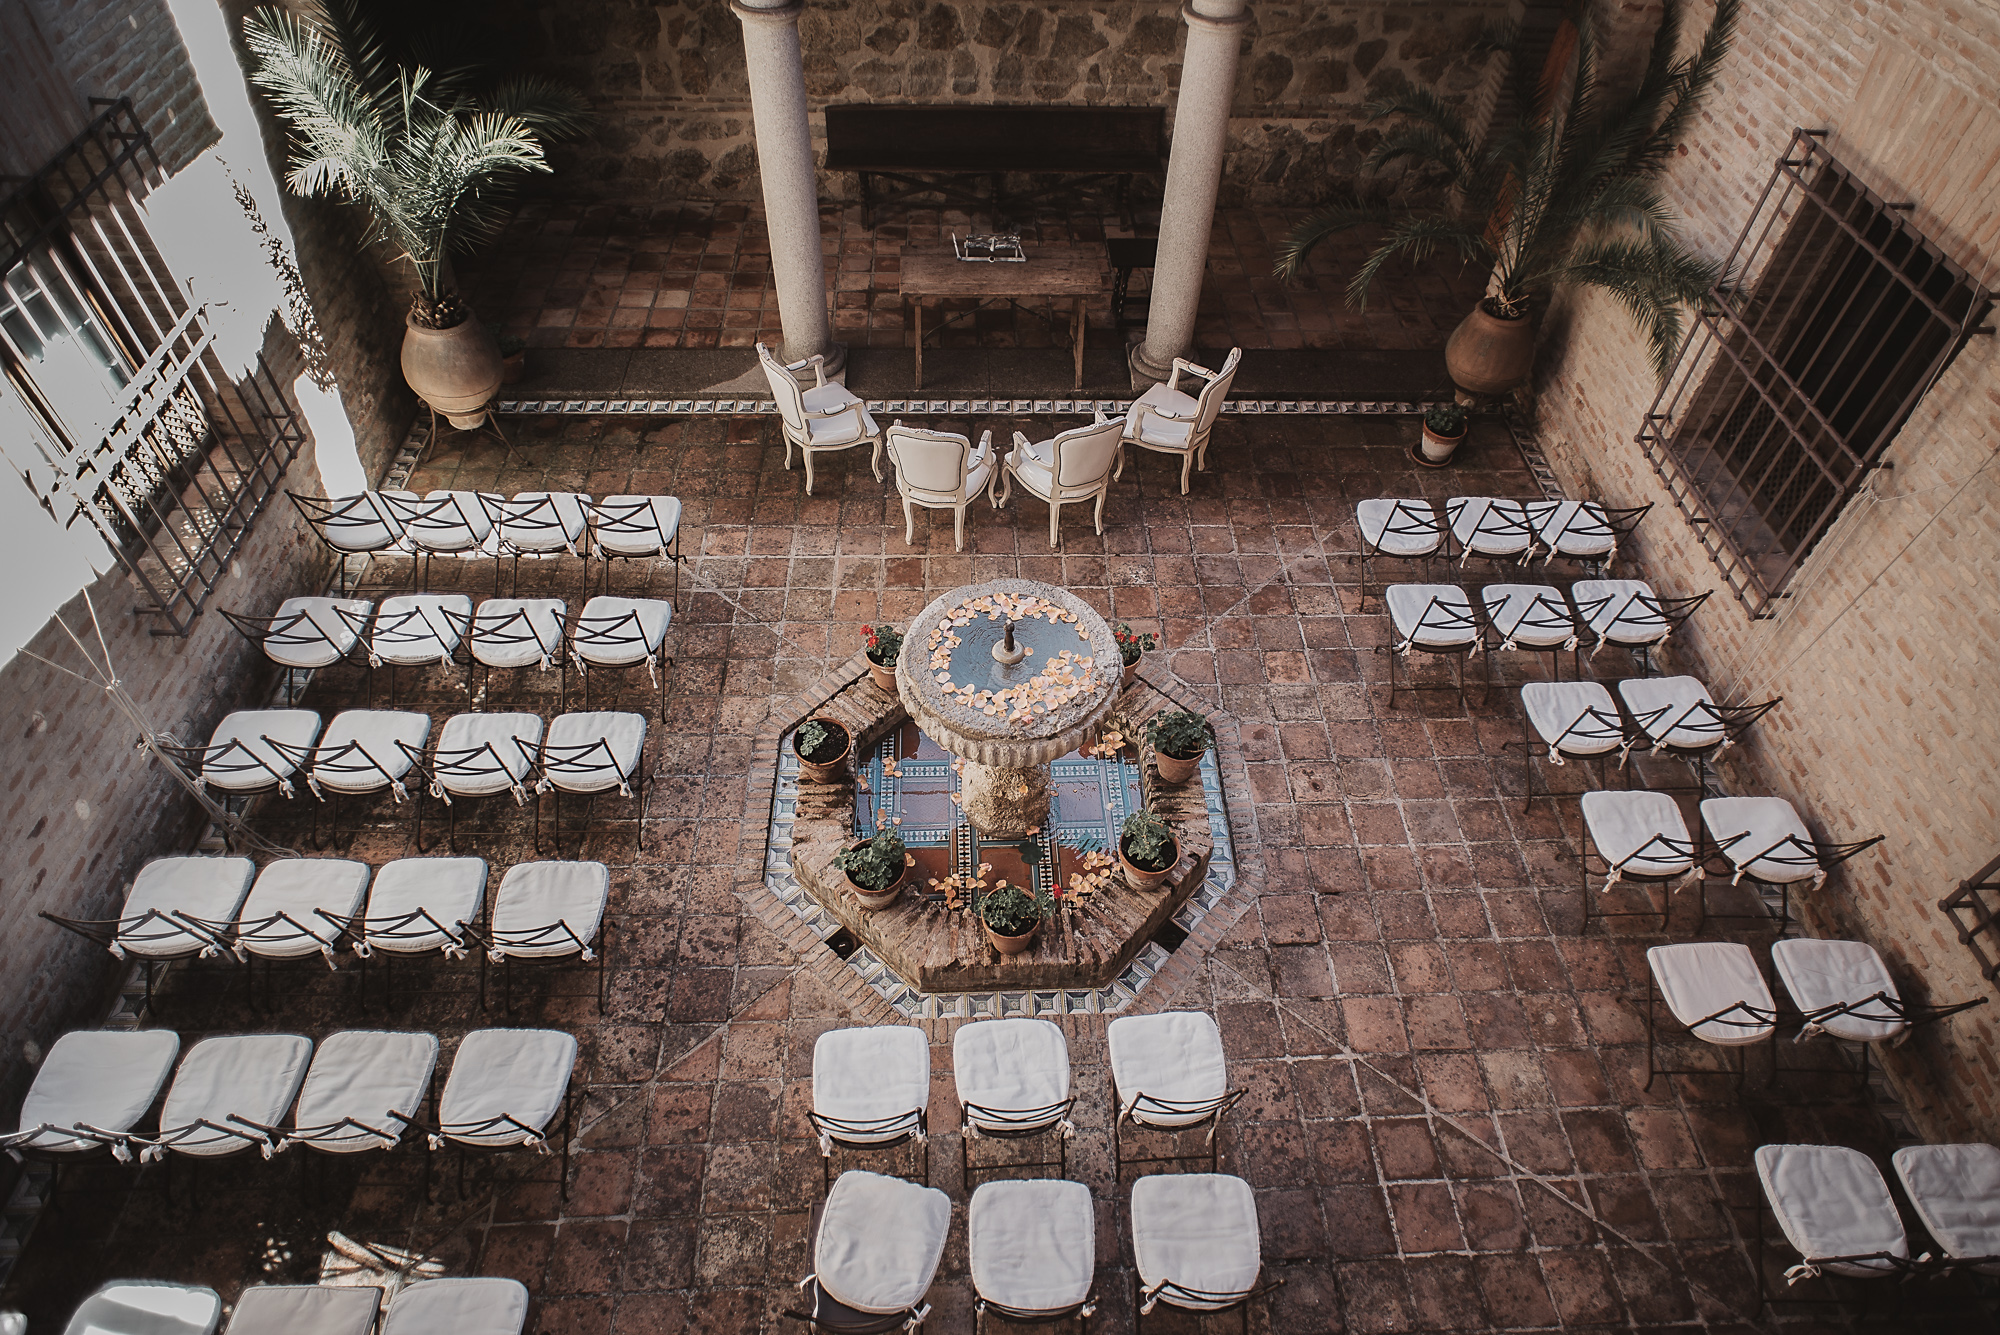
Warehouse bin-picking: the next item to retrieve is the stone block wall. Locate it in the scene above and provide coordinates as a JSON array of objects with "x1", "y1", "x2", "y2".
[
  {"x1": 511, "y1": 0, "x2": 1507, "y2": 205},
  {"x1": 1527, "y1": 0, "x2": 2000, "y2": 1140}
]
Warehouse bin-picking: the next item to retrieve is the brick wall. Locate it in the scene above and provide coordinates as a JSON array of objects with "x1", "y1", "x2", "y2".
[
  {"x1": 27, "y1": 0, "x2": 219, "y2": 173},
  {"x1": 1530, "y1": 0, "x2": 2000, "y2": 1140}
]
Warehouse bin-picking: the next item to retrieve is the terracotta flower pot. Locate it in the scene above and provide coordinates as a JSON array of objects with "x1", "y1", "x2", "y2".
[
  {"x1": 1417, "y1": 424, "x2": 1466, "y2": 467},
  {"x1": 1120, "y1": 836, "x2": 1178, "y2": 892},
  {"x1": 1122, "y1": 659, "x2": 1139, "y2": 687},
  {"x1": 867, "y1": 656, "x2": 898, "y2": 692},
  {"x1": 402, "y1": 309, "x2": 503, "y2": 428},
  {"x1": 1444, "y1": 301, "x2": 1535, "y2": 400},
  {"x1": 984, "y1": 920, "x2": 1039, "y2": 955},
  {"x1": 1154, "y1": 748, "x2": 1201, "y2": 785},
  {"x1": 848, "y1": 865, "x2": 906, "y2": 911},
  {"x1": 794, "y1": 719, "x2": 852, "y2": 784}
]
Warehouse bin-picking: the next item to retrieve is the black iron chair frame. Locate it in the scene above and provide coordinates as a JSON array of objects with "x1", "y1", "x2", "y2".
[
  {"x1": 416, "y1": 1079, "x2": 579, "y2": 1203},
  {"x1": 1526, "y1": 499, "x2": 1653, "y2": 574},
  {"x1": 1516, "y1": 700, "x2": 1633, "y2": 813},
  {"x1": 569, "y1": 607, "x2": 675, "y2": 721},
  {"x1": 380, "y1": 491, "x2": 499, "y2": 594},
  {"x1": 1444, "y1": 497, "x2": 1538, "y2": 574},
  {"x1": 219, "y1": 602, "x2": 373, "y2": 705},
  {"x1": 1480, "y1": 585, "x2": 1578, "y2": 687},
  {"x1": 807, "y1": 1107, "x2": 931, "y2": 1194},
  {"x1": 959, "y1": 1095, "x2": 1075, "y2": 1186},
  {"x1": 1580, "y1": 819, "x2": 1735, "y2": 934},
  {"x1": 468, "y1": 604, "x2": 570, "y2": 707},
  {"x1": 410, "y1": 732, "x2": 541, "y2": 854},
  {"x1": 365, "y1": 600, "x2": 473, "y2": 707},
  {"x1": 325, "y1": 905, "x2": 479, "y2": 1012},
  {"x1": 529, "y1": 734, "x2": 646, "y2": 856},
  {"x1": 1133, "y1": 1273, "x2": 1283, "y2": 1335},
  {"x1": 1356, "y1": 499, "x2": 1443, "y2": 610},
  {"x1": 286, "y1": 492, "x2": 406, "y2": 593},
  {"x1": 1642, "y1": 963, "x2": 1778, "y2": 1093},
  {"x1": 588, "y1": 497, "x2": 686, "y2": 605},
  {"x1": 1748, "y1": 1197, "x2": 2000, "y2": 1314},
  {"x1": 481, "y1": 492, "x2": 591, "y2": 600},
  {"x1": 40, "y1": 908, "x2": 233, "y2": 1014},
  {"x1": 1622, "y1": 694, "x2": 1783, "y2": 791},
  {"x1": 1382, "y1": 590, "x2": 1485, "y2": 712},
  {"x1": 306, "y1": 737, "x2": 421, "y2": 850},
  {"x1": 173, "y1": 904, "x2": 354, "y2": 1013},
  {"x1": 978, "y1": 1291, "x2": 1091, "y2": 1333},
  {"x1": 462, "y1": 919, "x2": 610, "y2": 1017},
  {"x1": 1696, "y1": 831, "x2": 1884, "y2": 935},
  {"x1": 1111, "y1": 1085, "x2": 1246, "y2": 1180},
  {"x1": 1572, "y1": 587, "x2": 1710, "y2": 678}
]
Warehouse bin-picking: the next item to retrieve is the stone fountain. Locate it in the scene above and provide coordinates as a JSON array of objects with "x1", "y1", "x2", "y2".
[{"x1": 898, "y1": 578, "x2": 1122, "y2": 837}]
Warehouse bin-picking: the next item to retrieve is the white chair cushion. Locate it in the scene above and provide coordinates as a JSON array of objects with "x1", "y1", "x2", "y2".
[
  {"x1": 159, "y1": 1034, "x2": 314, "y2": 1158},
  {"x1": 380, "y1": 1279, "x2": 529, "y2": 1335},
  {"x1": 64, "y1": 1282, "x2": 221, "y2": 1335},
  {"x1": 1385, "y1": 583, "x2": 1478, "y2": 648},
  {"x1": 13, "y1": 1030, "x2": 181, "y2": 1154},
  {"x1": 1893, "y1": 1144, "x2": 2000, "y2": 1266},
  {"x1": 263, "y1": 597, "x2": 371, "y2": 668},
  {"x1": 1529, "y1": 499, "x2": 1616, "y2": 556},
  {"x1": 1574, "y1": 579, "x2": 1664, "y2": 642},
  {"x1": 311, "y1": 710, "x2": 430, "y2": 794},
  {"x1": 202, "y1": 709, "x2": 322, "y2": 791},
  {"x1": 801, "y1": 384, "x2": 876, "y2": 446},
  {"x1": 119, "y1": 856, "x2": 257, "y2": 959},
  {"x1": 495, "y1": 491, "x2": 588, "y2": 552},
  {"x1": 370, "y1": 594, "x2": 473, "y2": 665},
  {"x1": 235, "y1": 859, "x2": 371, "y2": 959},
  {"x1": 433, "y1": 712, "x2": 543, "y2": 796},
  {"x1": 1701, "y1": 796, "x2": 1816, "y2": 884},
  {"x1": 969, "y1": 1178, "x2": 1095, "y2": 1312},
  {"x1": 1126, "y1": 382, "x2": 1199, "y2": 447},
  {"x1": 816, "y1": 1170, "x2": 952, "y2": 1314},
  {"x1": 290, "y1": 1030, "x2": 439, "y2": 1154},
  {"x1": 1448, "y1": 497, "x2": 1533, "y2": 556},
  {"x1": 592, "y1": 495, "x2": 682, "y2": 557},
  {"x1": 813, "y1": 1026, "x2": 930, "y2": 1143},
  {"x1": 438, "y1": 1029, "x2": 577, "y2": 1147},
  {"x1": 1756, "y1": 1143, "x2": 1907, "y2": 1276},
  {"x1": 1131, "y1": 1173, "x2": 1262, "y2": 1312},
  {"x1": 1770, "y1": 938, "x2": 1905, "y2": 1044},
  {"x1": 1007, "y1": 444, "x2": 1056, "y2": 498},
  {"x1": 1521, "y1": 682, "x2": 1623, "y2": 756},
  {"x1": 542, "y1": 711, "x2": 647, "y2": 794},
  {"x1": 573, "y1": 597, "x2": 672, "y2": 666},
  {"x1": 1357, "y1": 499, "x2": 1442, "y2": 557},
  {"x1": 954, "y1": 1018, "x2": 1071, "y2": 1132},
  {"x1": 471, "y1": 599, "x2": 567, "y2": 669},
  {"x1": 226, "y1": 1285, "x2": 381, "y2": 1335},
  {"x1": 1482, "y1": 584, "x2": 1574, "y2": 647},
  {"x1": 489, "y1": 860, "x2": 609, "y2": 957},
  {"x1": 1618, "y1": 676, "x2": 1720, "y2": 749},
  {"x1": 1647, "y1": 942, "x2": 1776, "y2": 1046},
  {"x1": 1581, "y1": 790, "x2": 1693, "y2": 877},
  {"x1": 316, "y1": 492, "x2": 404, "y2": 553},
  {"x1": 402, "y1": 490, "x2": 495, "y2": 552},
  {"x1": 362, "y1": 857, "x2": 486, "y2": 955},
  {"x1": 1108, "y1": 1011, "x2": 1228, "y2": 1127}
]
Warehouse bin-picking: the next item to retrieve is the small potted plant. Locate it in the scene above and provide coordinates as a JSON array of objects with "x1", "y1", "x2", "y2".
[
  {"x1": 1119, "y1": 807, "x2": 1178, "y2": 891},
  {"x1": 793, "y1": 717, "x2": 852, "y2": 783},
  {"x1": 833, "y1": 826, "x2": 912, "y2": 910},
  {"x1": 1113, "y1": 623, "x2": 1157, "y2": 686},
  {"x1": 861, "y1": 623, "x2": 903, "y2": 693},
  {"x1": 497, "y1": 330, "x2": 529, "y2": 384},
  {"x1": 1146, "y1": 709, "x2": 1214, "y2": 785},
  {"x1": 978, "y1": 879, "x2": 1051, "y2": 955},
  {"x1": 1418, "y1": 401, "x2": 1467, "y2": 467}
]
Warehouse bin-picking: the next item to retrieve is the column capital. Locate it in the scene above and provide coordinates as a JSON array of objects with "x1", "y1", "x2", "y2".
[
  {"x1": 731, "y1": 0, "x2": 804, "y2": 29},
  {"x1": 1181, "y1": 1, "x2": 1250, "y2": 33}
]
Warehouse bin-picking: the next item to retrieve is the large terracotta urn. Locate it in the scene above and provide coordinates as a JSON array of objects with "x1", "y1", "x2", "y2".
[
  {"x1": 402, "y1": 312, "x2": 503, "y2": 428},
  {"x1": 1444, "y1": 300, "x2": 1536, "y2": 401}
]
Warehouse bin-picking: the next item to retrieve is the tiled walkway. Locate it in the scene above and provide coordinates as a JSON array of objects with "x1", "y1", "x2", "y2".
[
  {"x1": 457, "y1": 201, "x2": 1488, "y2": 355},
  {"x1": 10, "y1": 413, "x2": 1983, "y2": 1332}
]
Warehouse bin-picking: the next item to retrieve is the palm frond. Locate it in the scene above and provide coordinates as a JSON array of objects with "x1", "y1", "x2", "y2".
[
  {"x1": 486, "y1": 76, "x2": 594, "y2": 143},
  {"x1": 1274, "y1": 200, "x2": 1400, "y2": 279},
  {"x1": 1346, "y1": 216, "x2": 1490, "y2": 310}
]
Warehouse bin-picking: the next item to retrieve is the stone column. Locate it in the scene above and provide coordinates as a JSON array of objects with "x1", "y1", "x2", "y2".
[
  {"x1": 1130, "y1": 0, "x2": 1250, "y2": 386},
  {"x1": 732, "y1": 0, "x2": 842, "y2": 375}
]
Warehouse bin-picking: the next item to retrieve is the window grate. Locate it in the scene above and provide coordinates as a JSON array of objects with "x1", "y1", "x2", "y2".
[
  {"x1": 0, "y1": 98, "x2": 305, "y2": 635},
  {"x1": 1636, "y1": 129, "x2": 1992, "y2": 614}
]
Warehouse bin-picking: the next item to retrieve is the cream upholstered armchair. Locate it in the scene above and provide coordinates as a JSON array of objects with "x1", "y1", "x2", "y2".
[
  {"x1": 756, "y1": 342, "x2": 883, "y2": 495},
  {"x1": 998, "y1": 414, "x2": 1125, "y2": 549},
  {"x1": 885, "y1": 421, "x2": 998, "y2": 551},
  {"x1": 1119, "y1": 345, "x2": 1241, "y2": 494}
]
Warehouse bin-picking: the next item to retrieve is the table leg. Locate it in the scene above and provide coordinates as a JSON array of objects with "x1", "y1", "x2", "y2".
[
  {"x1": 913, "y1": 300, "x2": 924, "y2": 393},
  {"x1": 1072, "y1": 296, "x2": 1085, "y2": 392}
]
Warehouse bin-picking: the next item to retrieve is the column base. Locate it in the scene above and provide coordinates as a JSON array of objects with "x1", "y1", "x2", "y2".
[{"x1": 1127, "y1": 336, "x2": 1182, "y2": 391}]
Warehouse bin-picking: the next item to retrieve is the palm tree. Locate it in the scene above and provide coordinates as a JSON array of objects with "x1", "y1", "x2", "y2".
[
  {"x1": 1275, "y1": 0, "x2": 1738, "y2": 386},
  {"x1": 242, "y1": 0, "x2": 589, "y2": 328}
]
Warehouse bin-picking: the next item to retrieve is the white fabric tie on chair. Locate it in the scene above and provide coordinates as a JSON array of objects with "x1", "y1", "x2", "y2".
[
  {"x1": 430, "y1": 778, "x2": 451, "y2": 805},
  {"x1": 1546, "y1": 748, "x2": 1564, "y2": 767}
]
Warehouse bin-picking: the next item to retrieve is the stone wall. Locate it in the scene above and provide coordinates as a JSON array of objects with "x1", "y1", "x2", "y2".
[
  {"x1": 1528, "y1": 0, "x2": 2000, "y2": 1141},
  {"x1": 511, "y1": 0, "x2": 1507, "y2": 205}
]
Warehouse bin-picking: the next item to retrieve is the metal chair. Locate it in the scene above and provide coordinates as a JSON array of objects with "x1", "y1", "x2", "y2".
[
  {"x1": 885, "y1": 421, "x2": 999, "y2": 551},
  {"x1": 570, "y1": 596, "x2": 673, "y2": 720},
  {"x1": 286, "y1": 491, "x2": 406, "y2": 590},
  {"x1": 155, "y1": 709, "x2": 323, "y2": 828},
  {"x1": 1107, "y1": 1012, "x2": 1244, "y2": 1180},
  {"x1": 482, "y1": 491, "x2": 590, "y2": 597},
  {"x1": 336, "y1": 856, "x2": 487, "y2": 1011},
  {"x1": 969, "y1": 1178, "x2": 1096, "y2": 1332},
  {"x1": 1356, "y1": 499, "x2": 1445, "y2": 606},
  {"x1": 533, "y1": 710, "x2": 647, "y2": 855},
  {"x1": 1118, "y1": 346, "x2": 1240, "y2": 494},
  {"x1": 1617, "y1": 676, "x2": 1780, "y2": 785},
  {"x1": 1525, "y1": 498, "x2": 1650, "y2": 572},
  {"x1": 219, "y1": 598, "x2": 372, "y2": 704},
  {"x1": 1480, "y1": 583, "x2": 1577, "y2": 683},
  {"x1": 413, "y1": 712, "x2": 546, "y2": 853},
  {"x1": 1444, "y1": 496, "x2": 1535, "y2": 570},
  {"x1": 1643, "y1": 942, "x2": 1777, "y2": 1092},
  {"x1": 809, "y1": 1026, "x2": 931, "y2": 1192},
  {"x1": 468, "y1": 597, "x2": 568, "y2": 705},
  {"x1": 786, "y1": 1170, "x2": 951, "y2": 1332},
  {"x1": 221, "y1": 1286, "x2": 382, "y2": 1335},
  {"x1": 1579, "y1": 789, "x2": 1717, "y2": 933},
  {"x1": 1130, "y1": 1173, "x2": 1271, "y2": 1333},
  {"x1": 1382, "y1": 583, "x2": 1483, "y2": 709},
  {"x1": 305, "y1": 709, "x2": 431, "y2": 848},
  {"x1": 998, "y1": 415, "x2": 1125, "y2": 549},
  {"x1": 1696, "y1": 797, "x2": 1881, "y2": 933},
  {"x1": 1571, "y1": 579, "x2": 1709, "y2": 676},
  {"x1": 1751, "y1": 1144, "x2": 1908, "y2": 1311},
  {"x1": 463, "y1": 860, "x2": 611, "y2": 1016},
  {"x1": 1517, "y1": 682, "x2": 1630, "y2": 811},
  {"x1": 1768, "y1": 938, "x2": 1985, "y2": 1092},
  {"x1": 0, "y1": 1030, "x2": 181, "y2": 1173},
  {"x1": 422, "y1": 1030, "x2": 579, "y2": 1201},
  {"x1": 759, "y1": 341, "x2": 882, "y2": 494},
  {"x1": 280, "y1": 1030, "x2": 439, "y2": 1160},
  {"x1": 365, "y1": 593, "x2": 472, "y2": 705},
  {"x1": 43, "y1": 857, "x2": 257, "y2": 1014},
  {"x1": 588, "y1": 494, "x2": 683, "y2": 602},
  {"x1": 955, "y1": 1018, "x2": 1075, "y2": 1186},
  {"x1": 379, "y1": 490, "x2": 498, "y2": 592},
  {"x1": 378, "y1": 1280, "x2": 528, "y2": 1335},
  {"x1": 60, "y1": 1282, "x2": 221, "y2": 1335}
]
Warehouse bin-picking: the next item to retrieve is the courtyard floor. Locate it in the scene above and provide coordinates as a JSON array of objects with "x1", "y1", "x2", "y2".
[{"x1": 6, "y1": 410, "x2": 1986, "y2": 1332}]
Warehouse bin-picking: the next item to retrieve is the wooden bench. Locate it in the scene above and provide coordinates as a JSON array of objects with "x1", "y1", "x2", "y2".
[{"x1": 823, "y1": 104, "x2": 1166, "y2": 227}]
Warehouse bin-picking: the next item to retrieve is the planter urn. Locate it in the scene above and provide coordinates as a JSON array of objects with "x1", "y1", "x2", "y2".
[
  {"x1": 402, "y1": 311, "x2": 504, "y2": 428},
  {"x1": 1444, "y1": 302, "x2": 1535, "y2": 401}
]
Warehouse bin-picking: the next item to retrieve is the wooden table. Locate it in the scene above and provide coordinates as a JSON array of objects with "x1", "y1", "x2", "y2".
[{"x1": 899, "y1": 246, "x2": 1106, "y2": 393}]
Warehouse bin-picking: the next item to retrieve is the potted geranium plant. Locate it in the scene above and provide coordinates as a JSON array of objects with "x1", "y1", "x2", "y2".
[
  {"x1": 793, "y1": 717, "x2": 851, "y2": 783},
  {"x1": 861, "y1": 623, "x2": 903, "y2": 693},
  {"x1": 1119, "y1": 807, "x2": 1178, "y2": 891},
  {"x1": 243, "y1": 0, "x2": 588, "y2": 427},
  {"x1": 834, "y1": 826, "x2": 913, "y2": 910},
  {"x1": 1113, "y1": 623, "x2": 1156, "y2": 687},
  {"x1": 1146, "y1": 709, "x2": 1214, "y2": 785},
  {"x1": 1418, "y1": 401, "x2": 1467, "y2": 467},
  {"x1": 978, "y1": 879, "x2": 1052, "y2": 955}
]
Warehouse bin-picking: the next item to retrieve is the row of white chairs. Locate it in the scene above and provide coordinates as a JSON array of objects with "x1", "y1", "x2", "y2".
[
  {"x1": 1359, "y1": 494, "x2": 1652, "y2": 581},
  {"x1": 222, "y1": 591, "x2": 672, "y2": 714},
  {"x1": 158, "y1": 706, "x2": 647, "y2": 854},
  {"x1": 54, "y1": 1277, "x2": 527, "y2": 1335},
  {"x1": 43, "y1": 856, "x2": 609, "y2": 1014},
  {"x1": 1, "y1": 1025, "x2": 577, "y2": 1190},
  {"x1": 791, "y1": 1168, "x2": 1267, "y2": 1332},
  {"x1": 1519, "y1": 676, "x2": 1781, "y2": 804},
  {"x1": 287, "y1": 489, "x2": 681, "y2": 598}
]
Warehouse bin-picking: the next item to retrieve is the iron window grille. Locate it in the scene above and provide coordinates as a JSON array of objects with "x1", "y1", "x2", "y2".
[
  {"x1": 0, "y1": 97, "x2": 305, "y2": 635},
  {"x1": 1636, "y1": 128, "x2": 1992, "y2": 614}
]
